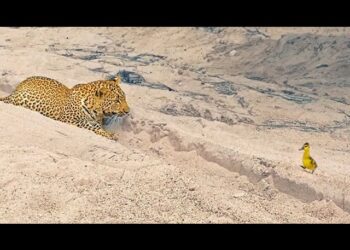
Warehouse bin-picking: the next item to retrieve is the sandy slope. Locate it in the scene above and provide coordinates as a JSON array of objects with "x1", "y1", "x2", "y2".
[{"x1": 0, "y1": 27, "x2": 349, "y2": 223}]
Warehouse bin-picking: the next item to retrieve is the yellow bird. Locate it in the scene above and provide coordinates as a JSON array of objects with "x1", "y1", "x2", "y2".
[{"x1": 299, "y1": 142, "x2": 318, "y2": 174}]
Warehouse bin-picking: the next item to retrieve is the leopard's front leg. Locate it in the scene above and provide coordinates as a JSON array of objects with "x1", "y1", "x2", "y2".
[{"x1": 94, "y1": 127, "x2": 119, "y2": 141}]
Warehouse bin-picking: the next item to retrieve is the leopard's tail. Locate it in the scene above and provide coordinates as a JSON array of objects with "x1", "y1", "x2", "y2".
[{"x1": 0, "y1": 95, "x2": 10, "y2": 103}]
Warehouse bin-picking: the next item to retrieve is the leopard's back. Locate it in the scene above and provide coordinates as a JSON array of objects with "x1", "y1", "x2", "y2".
[{"x1": 0, "y1": 76, "x2": 70, "y2": 120}]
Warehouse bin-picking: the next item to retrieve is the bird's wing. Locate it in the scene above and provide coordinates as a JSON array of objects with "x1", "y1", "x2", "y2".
[{"x1": 310, "y1": 157, "x2": 317, "y2": 167}]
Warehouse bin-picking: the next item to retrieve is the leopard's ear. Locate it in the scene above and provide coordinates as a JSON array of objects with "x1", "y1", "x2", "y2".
[
  {"x1": 95, "y1": 87, "x2": 109, "y2": 98},
  {"x1": 114, "y1": 75, "x2": 121, "y2": 85}
]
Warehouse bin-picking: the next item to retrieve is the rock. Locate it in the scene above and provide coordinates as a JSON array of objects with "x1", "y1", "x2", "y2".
[
  {"x1": 117, "y1": 70, "x2": 145, "y2": 84},
  {"x1": 229, "y1": 49, "x2": 237, "y2": 56},
  {"x1": 316, "y1": 64, "x2": 329, "y2": 68},
  {"x1": 214, "y1": 82, "x2": 237, "y2": 96},
  {"x1": 232, "y1": 191, "x2": 246, "y2": 198}
]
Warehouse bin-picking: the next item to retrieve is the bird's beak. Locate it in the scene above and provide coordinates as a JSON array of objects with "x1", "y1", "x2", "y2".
[{"x1": 299, "y1": 147, "x2": 303, "y2": 151}]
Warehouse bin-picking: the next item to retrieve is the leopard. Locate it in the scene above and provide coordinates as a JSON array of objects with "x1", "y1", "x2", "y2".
[{"x1": 0, "y1": 75, "x2": 130, "y2": 140}]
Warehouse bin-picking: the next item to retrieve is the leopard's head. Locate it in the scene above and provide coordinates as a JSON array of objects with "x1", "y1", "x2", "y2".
[{"x1": 98, "y1": 75, "x2": 130, "y2": 117}]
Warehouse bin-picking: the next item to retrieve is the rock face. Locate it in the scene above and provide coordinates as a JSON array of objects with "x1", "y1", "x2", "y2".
[
  {"x1": 117, "y1": 70, "x2": 145, "y2": 84},
  {"x1": 0, "y1": 27, "x2": 350, "y2": 223},
  {"x1": 217, "y1": 33, "x2": 350, "y2": 88}
]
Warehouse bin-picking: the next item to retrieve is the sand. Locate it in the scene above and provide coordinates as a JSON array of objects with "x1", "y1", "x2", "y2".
[{"x1": 0, "y1": 27, "x2": 349, "y2": 223}]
